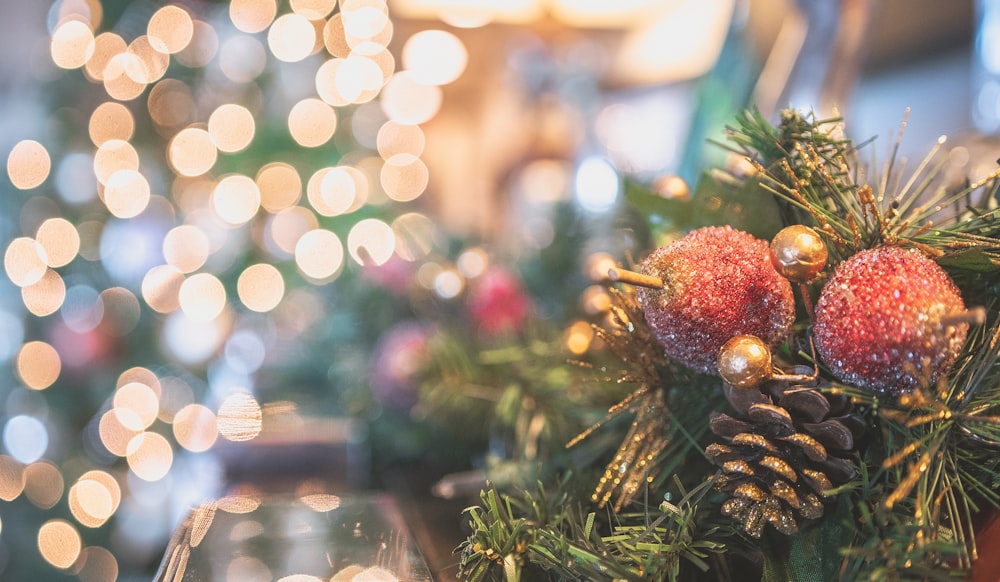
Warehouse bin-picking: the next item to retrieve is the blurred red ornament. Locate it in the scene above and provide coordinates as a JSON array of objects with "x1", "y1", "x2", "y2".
[
  {"x1": 466, "y1": 268, "x2": 531, "y2": 336},
  {"x1": 48, "y1": 321, "x2": 115, "y2": 370},
  {"x1": 814, "y1": 246, "x2": 969, "y2": 394},
  {"x1": 637, "y1": 226, "x2": 795, "y2": 374}
]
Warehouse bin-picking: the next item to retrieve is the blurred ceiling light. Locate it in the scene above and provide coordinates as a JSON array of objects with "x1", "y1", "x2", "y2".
[
  {"x1": 391, "y1": 0, "x2": 666, "y2": 27},
  {"x1": 391, "y1": 0, "x2": 543, "y2": 25},
  {"x1": 395, "y1": 0, "x2": 735, "y2": 85},
  {"x1": 611, "y1": 0, "x2": 735, "y2": 85}
]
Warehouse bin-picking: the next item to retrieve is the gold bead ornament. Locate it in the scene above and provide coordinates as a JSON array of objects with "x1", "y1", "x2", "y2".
[
  {"x1": 769, "y1": 225, "x2": 828, "y2": 283},
  {"x1": 717, "y1": 335, "x2": 773, "y2": 388}
]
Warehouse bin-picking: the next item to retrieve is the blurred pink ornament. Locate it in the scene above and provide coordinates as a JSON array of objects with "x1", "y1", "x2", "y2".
[
  {"x1": 370, "y1": 321, "x2": 432, "y2": 411},
  {"x1": 466, "y1": 268, "x2": 531, "y2": 336},
  {"x1": 361, "y1": 254, "x2": 415, "y2": 296}
]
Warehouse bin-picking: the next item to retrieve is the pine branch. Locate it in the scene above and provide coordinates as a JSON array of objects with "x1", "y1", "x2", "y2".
[
  {"x1": 458, "y1": 477, "x2": 730, "y2": 582},
  {"x1": 719, "y1": 108, "x2": 1000, "y2": 272}
]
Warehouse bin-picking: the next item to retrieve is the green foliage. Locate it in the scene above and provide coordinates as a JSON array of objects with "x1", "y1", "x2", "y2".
[{"x1": 458, "y1": 478, "x2": 729, "y2": 582}]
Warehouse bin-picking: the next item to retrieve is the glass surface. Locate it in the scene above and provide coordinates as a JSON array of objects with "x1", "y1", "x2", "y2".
[{"x1": 155, "y1": 492, "x2": 433, "y2": 581}]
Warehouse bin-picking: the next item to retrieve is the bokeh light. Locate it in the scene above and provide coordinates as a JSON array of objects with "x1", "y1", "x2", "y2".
[
  {"x1": 178, "y1": 273, "x2": 227, "y2": 322},
  {"x1": 0, "y1": 456, "x2": 25, "y2": 501},
  {"x1": 213, "y1": 174, "x2": 262, "y2": 226},
  {"x1": 93, "y1": 139, "x2": 139, "y2": 185},
  {"x1": 99, "y1": 287, "x2": 141, "y2": 336},
  {"x1": 381, "y1": 154, "x2": 428, "y2": 202},
  {"x1": 173, "y1": 404, "x2": 218, "y2": 452},
  {"x1": 230, "y1": 0, "x2": 278, "y2": 34},
  {"x1": 163, "y1": 225, "x2": 211, "y2": 273},
  {"x1": 127, "y1": 35, "x2": 170, "y2": 84},
  {"x1": 575, "y1": 156, "x2": 619, "y2": 212},
  {"x1": 16, "y1": 341, "x2": 62, "y2": 390},
  {"x1": 26, "y1": 283, "x2": 64, "y2": 327},
  {"x1": 36, "y1": 218, "x2": 80, "y2": 268},
  {"x1": 147, "y1": 5, "x2": 193, "y2": 55},
  {"x1": 401, "y1": 30, "x2": 467, "y2": 86},
  {"x1": 291, "y1": 0, "x2": 337, "y2": 20},
  {"x1": 5, "y1": 237, "x2": 49, "y2": 287},
  {"x1": 295, "y1": 229, "x2": 344, "y2": 280},
  {"x1": 348, "y1": 218, "x2": 394, "y2": 266},
  {"x1": 24, "y1": 461, "x2": 64, "y2": 509},
  {"x1": 257, "y1": 162, "x2": 303, "y2": 212},
  {"x1": 219, "y1": 34, "x2": 267, "y2": 83},
  {"x1": 76, "y1": 546, "x2": 119, "y2": 582},
  {"x1": 228, "y1": 556, "x2": 271, "y2": 580},
  {"x1": 237, "y1": 263, "x2": 285, "y2": 312},
  {"x1": 125, "y1": 431, "x2": 173, "y2": 481},
  {"x1": 141, "y1": 264, "x2": 185, "y2": 313},
  {"x1": 102, "y1": 53, "x2": 148, "y2": 101},
  {"x1": 392, "y1": 213, "x2": 436, "y2": 261},
  {"x1": 208, "y1": 104, "x2": 256, "y2": 154},
  {"x1": 68, "y1": 470, "x2": 120, "y2": 528},
  {"x1": 99, "y1": 408, "x2": 142, "y2": 457},
  {"x1": 379, "y1": 72, "x2": 442, "y2": 125},
  {"x1": 176, "y1": 19, "x2": 218, "y2": 68},
  {"x1": 268, "y1": 13, "x2": 316, "y2": 63},
  {"x1": 456, "y1": 247, "x2": 489, "y2": 278},
  {"x1": 564, "y1": 320, "x2": 595, "y2": 355},
  {"x1": 50, "y1": 20, "x2": 95, "y2": 70},
  {"x1": 316, "y1": 58, "x2": 350, "y2": 106},
  {"x1": 4, "y1": 415, "x2": 49, "y2": 464},
  {"x1": 89, "y1": 102, "x2": 135, "y2": 146},
  {"x1": 289, "y1": 98, "x2": 338, "y2": 147},
  {"x1": 343, "y1": 2, "x2": 392, "y2": 46},
  {"x1": 163, "y1": 312, "x2": 226, "y2": 365},
  {"x1": 316, "y1": 167, "x2": 359, "y2": 215},
  {"x1": 336, "y1": 55, "x2": 384, "y2": 102},
  {"x1": 322, "y1": 15, "x2": 351, "y2": 59},
  {"x1": 216, "y1": 392, "x2": 263, "y2": 442},
  {"x1": 168, "y1": 128, "x2": 218, "y2": 177},
  {"x1": 7, "y1": 140, "x2": 52, "y2": 190},
  {"x1": 113, "y1": 382, "x2": 160, "y2": 431},
  {"x1": 103, "y1": 169, "x2": 151, "y2": 218},
  {"x1": 268, "y1": 206, "x2": 318, "y2": 255},
  {"x1": 377, "y1": 122, "x2": 425, "y2": 159},
  {"x1": 148, "y1": 79, "x2": 195, "y2": 131},
  {"x1": 38, "y1": 520, "x2": 82, "y2": 569},
  {"x1": 433, "y1": 268, "x2": 464, "y2": 299},
  {"x1": 84, "y1": 32, "x2": 126, "y2": 81}
]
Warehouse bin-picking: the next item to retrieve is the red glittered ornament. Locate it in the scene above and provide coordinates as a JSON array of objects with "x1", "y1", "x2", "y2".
[
  {"x1": 813, "y1": 246, "x2": 969, "y2": 395},
  {"x1": 636, "y1": 226, "x2": 796, "y2": 374}
]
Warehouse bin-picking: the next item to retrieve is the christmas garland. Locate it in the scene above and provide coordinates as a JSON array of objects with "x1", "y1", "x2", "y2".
[{"x1": 442, "y1": 109, "x2": 1000, "y2": 581}]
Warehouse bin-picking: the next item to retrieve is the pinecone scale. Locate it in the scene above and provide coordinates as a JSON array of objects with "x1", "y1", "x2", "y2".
[{"x1": 706, "y1": 368, "x2": 862, "y2": 538}]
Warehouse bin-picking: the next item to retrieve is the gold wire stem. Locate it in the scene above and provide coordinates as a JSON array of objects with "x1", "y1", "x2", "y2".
[
  {"x1": 939, "y1": 307, "x2": 986, "y2": 330},
  {"x1": 606, "y1": 268, "x2": 664, "y2": 289}
]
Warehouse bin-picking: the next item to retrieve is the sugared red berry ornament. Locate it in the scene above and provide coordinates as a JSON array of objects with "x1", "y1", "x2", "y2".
[
  {"x1": 615, "y1": 226, "x2": 796, "y2": 374},
  {"x1": 813, "y1": 246, "x2": 970, "y2": 394}
]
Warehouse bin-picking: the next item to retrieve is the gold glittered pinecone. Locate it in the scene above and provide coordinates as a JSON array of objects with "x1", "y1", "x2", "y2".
[{"x1": 706, "y1": 367, "x2": 864, "y2": 538}]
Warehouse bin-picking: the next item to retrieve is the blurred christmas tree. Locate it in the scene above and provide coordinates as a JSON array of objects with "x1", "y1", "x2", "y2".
[{"x1": 429, "y1": 109, "x2": 1000, "y2": 581}]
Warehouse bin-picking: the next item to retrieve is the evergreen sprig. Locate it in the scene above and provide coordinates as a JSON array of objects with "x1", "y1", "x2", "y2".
[{"x1": 457, "y1": 477, "x2": 729, "y2": 582}]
